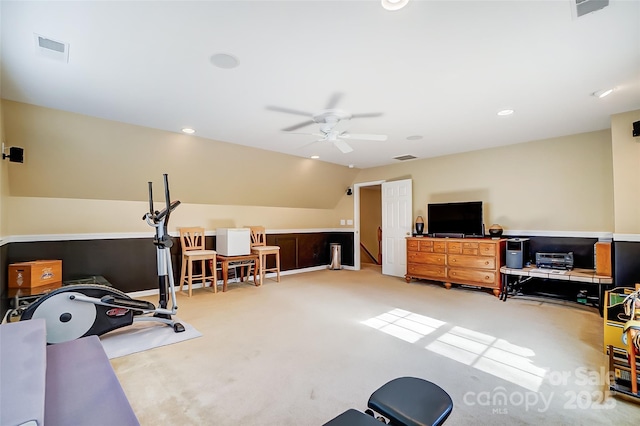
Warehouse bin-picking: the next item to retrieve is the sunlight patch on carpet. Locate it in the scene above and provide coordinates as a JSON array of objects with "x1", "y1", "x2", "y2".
[
  {"x1": 362, "y1": 308, "x2": 546, "y2": 392},
  {"x1": 99, "y1": 319, "x2": 202, "y2": 359},
  {"x1": 361, "y1": 308, "x2": 445, "y2": 343}
]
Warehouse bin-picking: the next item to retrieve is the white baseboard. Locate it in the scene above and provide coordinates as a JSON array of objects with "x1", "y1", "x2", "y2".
[{"x1": 127, "y1": 264, "x2": 347, "y2": 297}]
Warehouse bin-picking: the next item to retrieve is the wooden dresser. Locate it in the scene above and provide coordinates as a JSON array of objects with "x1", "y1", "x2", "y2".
[{"x1": 405, "y1": 237, "x2": 506, "y2": 296}]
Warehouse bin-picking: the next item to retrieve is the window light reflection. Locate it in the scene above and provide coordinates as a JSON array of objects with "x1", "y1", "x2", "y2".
[{"x1": 362, "y1": 308, "x2": 547, "y2": 392}]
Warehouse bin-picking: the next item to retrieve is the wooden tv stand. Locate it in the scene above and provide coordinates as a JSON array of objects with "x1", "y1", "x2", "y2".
[{"x1": 405, "y1": 236, "x2": 506, "y2": 296}]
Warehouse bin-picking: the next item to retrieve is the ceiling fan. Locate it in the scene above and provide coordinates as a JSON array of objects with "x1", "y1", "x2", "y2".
[{"x1": 266, "y1": 93, "x2": 387, "y2": 153}]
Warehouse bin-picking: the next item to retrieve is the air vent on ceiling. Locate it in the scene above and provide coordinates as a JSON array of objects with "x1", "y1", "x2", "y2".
[
  {"x1": 393, "y1": 155, "x2": 417, "y2": 161},
  {"x1": 34, "y1": 34, "x2": 69, "y2": 63},
  {"x1": 573, "y1": 0, "x2": 609, "y2": 18}
]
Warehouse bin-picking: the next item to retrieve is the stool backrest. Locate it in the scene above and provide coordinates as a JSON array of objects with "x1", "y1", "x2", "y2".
[
  {"x1": 179, "y1": 227, "x2": 206, "y2": 252},
  {"x1": 247, "y1": 226, "x2": 267, "y2": 248}
]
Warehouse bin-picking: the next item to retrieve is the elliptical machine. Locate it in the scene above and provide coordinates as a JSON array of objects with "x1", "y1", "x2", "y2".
[{"x1": 21, "y1": 174, "x2": 185, "y2": 344}]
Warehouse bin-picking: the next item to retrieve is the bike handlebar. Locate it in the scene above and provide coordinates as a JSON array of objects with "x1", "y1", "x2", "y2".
[{"x1": 144, "y1": 174, "x2": 180, "y2": 225}]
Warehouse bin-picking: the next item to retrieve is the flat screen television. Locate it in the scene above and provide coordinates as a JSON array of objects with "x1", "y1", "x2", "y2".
[{"x1": 427, "y1": 201, "x2": 484, "y2": 238}]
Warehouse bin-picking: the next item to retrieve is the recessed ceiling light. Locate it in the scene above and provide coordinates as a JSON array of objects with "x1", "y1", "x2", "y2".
[
  {"x1": 311, "y1": 155, "x2": 320, "y2": 159},
  {"x1": 592, "y1": 88, "x2": 614, "y2": 98},
  {"x1": 181, "y1": 128, "x2": 195, "y2": 134},
  {"x1": 406, "y1": 135, "x2": 423, "y2": 140},
  {"x1": 497, "y1": 109, "x2": 514, "y2": 116},
  {"x1": 348, "y1": 164, "x2": 355, "y2": 168},
  {"x1": 210, "y1": 53, "x2": 239, "y2": 69},
  {"x1": 381, "y1": 0, "x2": 409, "y2": 11}
]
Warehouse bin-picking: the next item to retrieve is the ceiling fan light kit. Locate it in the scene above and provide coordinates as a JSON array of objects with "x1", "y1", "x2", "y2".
[
  {"x1": 381, "y1": 0, "x2": 409, "y2": 11},
  {"x1": 268, "y1": 94, "x2": 387, "y2": 154}
]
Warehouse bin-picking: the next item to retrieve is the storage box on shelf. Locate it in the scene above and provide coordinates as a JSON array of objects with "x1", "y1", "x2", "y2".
[
  {"x1": 8, "y1": 260, "x2": 62, "y2": 289},
  {"x1": 405, "y1": 237, "x2": 506, "y2": 296}
]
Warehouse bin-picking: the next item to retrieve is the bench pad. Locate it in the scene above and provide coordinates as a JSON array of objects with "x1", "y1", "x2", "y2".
[
  {"x1": 368, "y1": 377, "x2": 453, "y2": 426},
  {"x1": 323, "y1": 408, "x2": 385, "y2": 426},
  {"x1": 45, "y1": 335, "x2": 139, "y2": 426}
]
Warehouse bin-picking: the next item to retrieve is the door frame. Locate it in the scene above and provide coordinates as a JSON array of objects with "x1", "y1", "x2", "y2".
[{"x1": 353, "y1": 180, "x2": 386, "y2": 271}]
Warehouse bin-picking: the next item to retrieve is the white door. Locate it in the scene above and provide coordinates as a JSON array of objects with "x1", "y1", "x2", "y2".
[{"x1": 381, "y1": 179, "x2": 412, "y2": 277}]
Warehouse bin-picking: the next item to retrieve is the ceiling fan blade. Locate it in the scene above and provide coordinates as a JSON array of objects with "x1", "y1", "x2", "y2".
[
  {"x1": 298, "y1": 139, "x2": 323, "y2": 149},
  {"x1": 341, "y1": 133, "x2": 388, "y2": 141},
  {"x1": 325, "y1": 92, "x2": 344, "y2": 109},
  {"x1": 333, "y1": 138, "x2": 354, "y2": 154},
  {"x1": 351, "y1": 112, "x2": 383, "y2": 119},
  {"x1": 266, "y1": 105, "x2": 314, "y2": 117},
  {"x1": 281, "y1": 120, "x2": 317, "y2": 132}
]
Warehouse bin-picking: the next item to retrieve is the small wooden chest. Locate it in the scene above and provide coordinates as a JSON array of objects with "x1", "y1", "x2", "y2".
[{"x1": 8, "y1": 260, "x2": 63, "y2": 289}]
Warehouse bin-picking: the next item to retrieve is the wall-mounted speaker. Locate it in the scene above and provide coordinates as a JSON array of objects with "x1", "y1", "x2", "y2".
[
  {"x1": 633, "y1": 120, "x2": 640, "y2": 137},
  {"x1": 2, "y1": 146, "x2": 24, "y2": 163},
  {"x1": 4, "y1": 147, "x2": 24, "y2": 163}
]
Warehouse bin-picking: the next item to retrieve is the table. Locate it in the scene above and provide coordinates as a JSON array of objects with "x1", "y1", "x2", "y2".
[
  {"x1": 500, "y1": 266, "x2": 613, "y2": 309},
  {"x1": 212, "y1": 253, "x2": 259, "y2": 292}
]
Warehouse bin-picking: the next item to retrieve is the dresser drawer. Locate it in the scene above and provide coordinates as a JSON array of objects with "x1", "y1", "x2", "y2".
[
  {"x1": 448, "y1": 254, "x2": 495, "y2": 270},
  {"x1": 462, "y1": 242, "x2": 479, "y2": 255},
  {"x1": 446, "y1": 241, "x2": 462, "y2": 254},
  {"x1": 434, "y1": 241, "x2": 446, "y2": 253},
  {"x1": 479, "y1": 243, "x2": 496, "y2": 256},
  {"x1": 418, "y1": 240, "x2": 435, "y2": 252},
  {"x1": 408, "y1": 252, "x2": 446, "y2": 265},
  {"x1": 407, "y1": 239, "x2": 436, "y2": 252},
  {"x1": 448, "y1": 268, "x2": 496, "y2": 286},
  {"x1": 408, "y1": 263, "x2": 447, "y2": 279}
]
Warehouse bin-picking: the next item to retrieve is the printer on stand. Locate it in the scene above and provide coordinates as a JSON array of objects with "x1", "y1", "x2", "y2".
[{"x1": 535, "y1": 252, "x2": 574, "y2": 270}]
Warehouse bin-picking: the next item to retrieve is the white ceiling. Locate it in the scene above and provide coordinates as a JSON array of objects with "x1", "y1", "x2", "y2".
[{"x1": 2, "y1": 1, "x2": 639, "y2": 169}]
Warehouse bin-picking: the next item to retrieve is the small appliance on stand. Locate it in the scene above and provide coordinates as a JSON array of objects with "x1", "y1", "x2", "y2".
[{"x1": 506, "y1": 238, "x2": 530, "y2": 269}]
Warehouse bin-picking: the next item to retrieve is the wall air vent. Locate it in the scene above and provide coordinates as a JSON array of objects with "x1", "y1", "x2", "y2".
[
  {"x1": 34, "y1": 34, "x2": 70, "y2": 63},
  {"x1": 393, "y1": 155, "x2": 417, "y2": 161},
  {"x1": 572, "y1": 0, "x2": 609, "y2": 19}
]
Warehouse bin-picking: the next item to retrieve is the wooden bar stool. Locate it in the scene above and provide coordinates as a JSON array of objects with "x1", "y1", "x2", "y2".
[
  {"x1": 179, "y1": 227, "x2": 217, "y2": 297},
  {"x1": 247, "y1": 226, "x2": 280, "y2": 285}
]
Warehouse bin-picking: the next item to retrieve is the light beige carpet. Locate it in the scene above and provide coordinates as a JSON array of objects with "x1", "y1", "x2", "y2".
[{"x1": 111, "y1": 267, "x2": 639, "y2": 425}]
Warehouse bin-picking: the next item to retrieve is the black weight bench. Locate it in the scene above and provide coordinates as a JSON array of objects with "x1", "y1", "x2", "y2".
[{"x1": 324, "y1": 377, "x2": 453, "y2": 426}]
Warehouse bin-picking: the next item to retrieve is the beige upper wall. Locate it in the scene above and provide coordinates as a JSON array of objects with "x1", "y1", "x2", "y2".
[
  {"x1": 4, "y1": 100, "x2": 637, "y2": 237},
  {"x1": 0, "y1": 96, "x2": 6, "y2": 238},
  {"x1": 2, "y1": 101, "x2": 358, "y2": 209},
  {"x1": 6, "y1": 196, "x2": 350, "y2": 235},
  {"x1": 354, "y1": 130, "x2": 615, "y2": 233},
  {"x1": 0, "y1": 7, "x2": 5, "y2": 238},
  {"x1": 611, "y1": 109, "x2": 640, "y2": 234}
]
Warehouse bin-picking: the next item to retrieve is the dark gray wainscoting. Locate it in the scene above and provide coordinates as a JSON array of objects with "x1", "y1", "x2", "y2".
[{"x1": 0, "y1": 231, "x2": 355, "y2": 317}]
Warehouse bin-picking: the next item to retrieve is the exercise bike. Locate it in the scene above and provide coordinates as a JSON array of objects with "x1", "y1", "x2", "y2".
[{"x1": 20, "y1": 174, "x2": 186, "y2": 344}]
